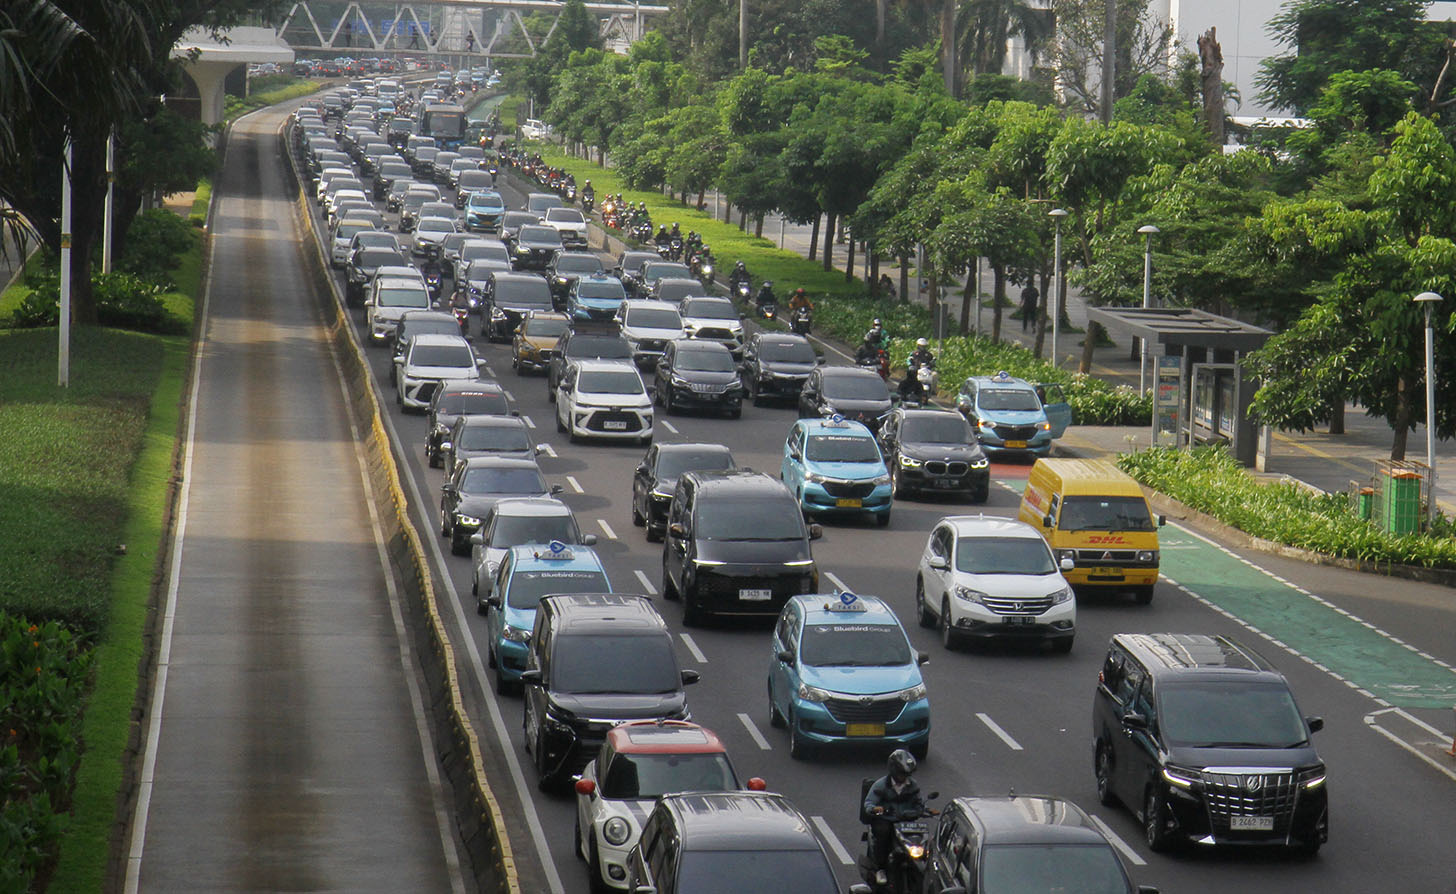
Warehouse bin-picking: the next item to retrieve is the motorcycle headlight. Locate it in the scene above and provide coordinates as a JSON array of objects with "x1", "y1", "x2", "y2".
[
  {"x1": 896, "y1": 683, "x2": 927, "y2": 702},
  {"x1": 954, "y1": 586, "x2": 986, "y2": 604},
  {"x1": 455, "y1": 514, "x2": 481, "y2": 527},
  {"x1": 899, "y1": 455, "x2": 922, "y2": 468},
  {"x1": 871, "y1": 474, "x2": 891, "y2": 486},
  {"x1": 905, "y1": 844, "x2": 926, "y2": 860},
  {"x1": 1049, "y1": 586, "x2": 1073, "y2": 605},
  {"x1": 796, "y1": 682, "x2": 833, "y2": 703},
  {"x1": 602, "y1": 817, "x2": 631, "y2": 847},
  {"x1": 701, "y1": 264, "x2": 713, "y2": 275},
  {"x1": 501, "y1": 625, "x2": 531, "y2": 643}
]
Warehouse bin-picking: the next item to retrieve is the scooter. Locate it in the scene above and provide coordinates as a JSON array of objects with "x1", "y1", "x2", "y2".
[
  {"x1": 857, "y1": 788, "x2": 938, "y2": 894},
  {"x1": 756, "y1": 298, "x2": 777, "y2": 321},
  {"x1": 856, "y1": 348, "x2": 889, "y2": 381},
  {"x1": 898, "y1": 363, "x2": 938, "y2": 407},
  {"x1": 732, "y1": 279, "x2": 751, "y2": 303},
  {"x1": 452, "y1": 304, "x2": 471, "y2": 337},
  {"x1": 791, "y1": 305, "x2": 812, "y2": 336}
]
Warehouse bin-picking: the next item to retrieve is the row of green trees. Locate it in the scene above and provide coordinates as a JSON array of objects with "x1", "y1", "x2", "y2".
[{"x1": 522, "y1": 0, "x2": 1455, "y2": 458}]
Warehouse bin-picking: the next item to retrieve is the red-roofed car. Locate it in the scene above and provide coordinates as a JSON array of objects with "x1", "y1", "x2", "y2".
[{"x1": 573, "y1": 720, "x2": 763, "y2": 892}]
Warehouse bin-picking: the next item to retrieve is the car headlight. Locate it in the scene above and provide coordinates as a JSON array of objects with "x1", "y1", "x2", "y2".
[
  {"x1": 1049, "y1": 586, "x2": 1073, "y2": 605},
  {"x1": 602, "y1": 816, "x2": 632, "y2": 847},
  {"x1": 1058, "y1": 549, "x2": 1076, "y2": 564},
  {"x1": 515, "y1": 245, "x2": 530, "y2": 254},
  {"x1": 671, "y1": 374, "x2": 689, "y2": 387},
  {"x1": 954, "y1": 585, "x2": 986, "y2": 604},
  {"x1": 971, "y1": 458, "x2": 989, "y2": 469},
  {"x1": 803, "y1": 471, "x2": 828, "y2": 484},
  {"x1": 978, "y1": 418, "x2": 995, "y2": 429},
  {"x1": 692, "y1": 557, "x2": 726, "y2": 566},
  {"x1": 899, "y1": 455, "x2": 923, "y2": 468},
  {"x1": 491, "y1": 307, "x2": 507, "y2": 321},
  {"x1": 501, "y1": 625, "x2": 531, "y2": 643},
  {"x1": 1038, "y1": 421, "x2": 1052, "y2": 431},
  {"x1": 895, "y1": 683, "x2": 927, "y2": 702},
  {"x1": 1138, "y1": 550, "x2": 1158, "y2": 563},
  {"x1": 455, "y1": 514, "x2": 481, "y2": 527},
  {"x1": 1162, "y1": 765, "x2": 1201, "y2": 789},
  {"x1": 871, "y1": 474, "x2": 892, "y2": 485},
  {"x1": 1299, "y1": 767, "x2": 1327, "y2": 789},
  {"x1": 796, "y1": 682, "x2": 833, "y2": 703}
]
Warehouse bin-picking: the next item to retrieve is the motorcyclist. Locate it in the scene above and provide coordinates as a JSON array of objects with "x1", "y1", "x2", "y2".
[
  {"x1": 582, "y1": 179, "x2": 594, "y2": 201},
  {"x1": 789, "y1": 288, "x2": 814, "y2": 313},
  {"x1": 864, "y1": 749, "x2": 926, "y2": 887},
  {"x1": 866, "y1": 318, "x2": 890, "y2": 351},
  {"x1": 855, "y1": 332, "x2": 883, "y2": 367},
  {"x1": 655, "y1": 225, "x2": 673, "y2": 251},
  {"x1": 755, "y1": 280, "x2": 777, "y2": 314},
  {"x1": 899, "y1": 337, "x2": 936, "y2": 401},
  {"x1": 669, "y1": 222, "x2": 682, "y2": 243}
]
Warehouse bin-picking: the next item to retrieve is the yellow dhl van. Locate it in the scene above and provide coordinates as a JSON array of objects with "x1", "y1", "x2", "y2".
[{"x1": 1016, "y1": 458, "x2": 1163, "y2": 604}]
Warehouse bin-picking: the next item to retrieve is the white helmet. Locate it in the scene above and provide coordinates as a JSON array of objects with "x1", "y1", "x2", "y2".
[{"x1": 916, "y1": 337, "x2": 929, "y2": 347}]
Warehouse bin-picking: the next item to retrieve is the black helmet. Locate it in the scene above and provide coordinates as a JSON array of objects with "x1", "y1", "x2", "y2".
[{"x1": 888, "y1": 748, "x2": 916, "y2": 782}]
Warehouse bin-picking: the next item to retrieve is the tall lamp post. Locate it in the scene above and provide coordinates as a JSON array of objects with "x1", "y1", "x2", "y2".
[
  {"x1": 1137, "y1": 224, "x2": 1160, "y2": 395},
  {"x1": 1415, "y1": 291, "x2": 1443, "y2": 525},
  {"x1": 1049, "y1": 208, "x2": 1069, "y2": 369}
]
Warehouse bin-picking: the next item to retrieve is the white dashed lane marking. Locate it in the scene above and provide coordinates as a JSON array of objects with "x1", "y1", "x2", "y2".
[
  {"x1": 810, "y1": 816, "x2": 855, "y2": 865},
  {"x1": 597, "y1": 519, "x2": 617, "y2": 540},
  {"x1": 566, "y1": 475, "x2": 584, "y2": 493},
  {"x1": 679, "y1": 633, "x2": 707, "y2": 663},
  {"x1": 633, "y1": 569, "x2": 657, "y2": 594},
  {"x1": 975, "y1": 713, "x2": 1024, "y2": 751},
  {"x1": 737, "y1": 713, "x2": 772, "y2": 751}
]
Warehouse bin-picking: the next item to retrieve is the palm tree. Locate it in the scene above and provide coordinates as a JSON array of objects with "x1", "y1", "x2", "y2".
[{"x1": 957, "y1": 0, "x2": 1055, "y2": 86}]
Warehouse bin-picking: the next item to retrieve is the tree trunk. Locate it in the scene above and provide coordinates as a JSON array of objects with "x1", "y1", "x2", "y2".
[
  {"x1": 1391, "y1": 379, "x2": 1411, "y2": 460},
  {"x1": 876, "y1": 0, "x2": 886, "y2": 66},
  {"x1": 723, "y1": 201, "x2": 732, "y2": 224},
  {"x1": 940, "y1": 0, "x2": 957, "y2": 97},
  {"x1": 845, "y1": 237, "x2": 855, "y2": 282},
  {"x1": 809, "y1": 215, "x2": 820, "y2": 261},
  {"x1": 959, "y1": 284, "x2": 973, "y2": 335},
  {"x1": 991, "y1": 264, "x2": 1005, "y2": 342},
  {"x1": 1100, "y1": 0, "x2": 1116, "y2": 123},
  {"x1": 1329, "y1": 400, "x2": 1345, "y2": 435},
  {"x1": 739, "y1": 208, "x2": 746, "y2": 230},
  {"x1": 1033, "y1": 269, "x2": 1050, "y2": 357},
  {"x1": 822, "y1": 212, "x2": 836, "y2": 271},
  {"x1": 1198, "y1": 28, "x2": 1226, "y2": 147},
  {"x1": 928, "y1": 268, "x2": 939, "y2": 325},
  {"x1": 869, "y1": 246, "x2": 880, "y2": 294},
  {"x1": 754, "y1": 214, "x2": 764, "y2": 238},
  {"x1": 696, "y1": 190, "x2": 705, "y2": 210},
  {"x1": 899, "y1": 258, "x2": 909, "y2": 303},
  {"x1": 1079, "y1": 321, "x2": 1101, "y2": 374}
]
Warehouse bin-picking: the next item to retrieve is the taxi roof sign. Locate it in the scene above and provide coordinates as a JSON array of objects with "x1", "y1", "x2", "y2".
[
  {"x1": 993, "y1": 370, "x2": 1012, "y2": 381},
  {"x1": 534, "y1": 539, "x2": 574, "y2": 560},
  {"x1": 824, "y1": 590, "x2": 867, "y2": 612},
  {"x1": 828, "y1": 413, "x2": 847, "y2": 425}
]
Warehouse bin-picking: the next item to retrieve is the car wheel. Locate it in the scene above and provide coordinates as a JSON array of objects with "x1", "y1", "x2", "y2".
[
  {"x1": 631, "y1": 495, "x2": 645, "y2": 526},
  {"x1": 427, "y1": 448, "x2": 439, "y2": 469},
  {"x1": 1095, "y1": 743, "x2": 1117, "y2": 807},
  {"x1": 494, "y1": 665, "x2": 516, "y2": 696},
  {"x1": 909, "y1": 739, "x2": 929, "y2": 762},
  {"x1": 513, "y1": 355, "x2": 525, "y2": 376},
  {"x1": 440, "y1": 506, "x2": 451, "y2": 538},
  {"x1": 535, "y1": 734, "x2": 556, "y2": 792},
  {"x1": 681, "y1": 580, "x2": 703, "y2": 627},
  {"x1": 971, "y1": 480, "x2": 989, "y2": 504},
  {"x1": 915, "y1": 578, "x2": 935, "y2": 629},
  {"x1": 1134, "y1": 585, "x2": 1155, "y2": 605},
  {"x1": 471, "y1": 572, "x2": 479, "y2": 597},
  {"x1": 663, "y1": 388, "x2": 675, "y2": 415},
  {"x1": 1144, "y1": 787, "x2": 1174, "y2": 852},
  {"x1": 645, "y1": 525, "x2": 661, "y2": 544},
  {"x1": 747, "y1": 376, "x2": 762, "y2": 406},
  {"x1": 876, "y1": 510, "x2": 891, "y2": 528},
  {"x1": 939, "y1": 597, "x2": 960, "y2": 650},
  {"x1": 485, "y1": 638, "x2": 496, "y2": 667},
  {"x1": 587, "y1": 839, "x2": 610, "y2": 894},
  {"x1": 788, "y1": 711, "x2": 813, "y2": 760},
  {"x1": 556, "y1": 408, "x2": 567, "y2": 433},
  {"x1": 891, "y1": 465, "x2": 912, "y2": 499},
  {"x1": 661, "y1": 555, "x2": 679, "y2": 601},
  {"x1": 768, "y1": 681, "x2": 786, "y2": 728},
  {"x1": 547, "y1": 378, "x2": 557, "y2": 402},
  {"x1": 450, "y1": 529, "x2": 469, "y2": 556},
  {"x1": 727, "y1": 406, "x2": 742, "y2": 420},
  {"x1": 1052, "y1": 636, "x2": 1074, "y2": 654}
]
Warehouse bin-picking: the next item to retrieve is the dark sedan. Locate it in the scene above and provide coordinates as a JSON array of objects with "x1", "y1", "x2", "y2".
[
  {"x1": 797, "y1": 366, "x2": 893, "y2": 432},
  {"x1": 345, "y1": 246, "x2": 407, "y2": 306},
  {"x1": 545, "y1": 251, "x2": 607, "y2": 304},
  {"x1": 440, "y1": 457, "x2": 561, "y2": 555},
  {"x1": 509, "y1": 225, "x2": 565, "y2": 271},
  {"x1": 878, "y1": 406, "x2": 990, "y2": 502},
  {"x1": 740, "y1": 332, "x2": 820, "y2": 405},
  {"x1": 483, "y1": 272, "x2": 555, "y2": 342},
  {"x1": 425, "y1": 381, "x2": 515, "y2": 469},
  {"x1": 631, "y1": 443, "x2": 736, "y2": 542},
  {"x1": 654, "y1": 340, "x2": 744, "y2": 418}
]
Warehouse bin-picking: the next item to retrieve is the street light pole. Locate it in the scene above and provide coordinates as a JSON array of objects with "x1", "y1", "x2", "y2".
[
  {"x1": 1415, "y1": 291, "x2": 1443, "y2": 525},
  {"x1": 1137, "y1": 224, "x2": 1160, "y2": 396},
  {"x1": 1049, "y1": 208, "x2": 1069, "y2": 369}
]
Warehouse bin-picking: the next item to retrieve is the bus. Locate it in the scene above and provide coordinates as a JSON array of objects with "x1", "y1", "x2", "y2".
[{"x1": 420, "y1": 103, "x2": 467, "y2": 150}]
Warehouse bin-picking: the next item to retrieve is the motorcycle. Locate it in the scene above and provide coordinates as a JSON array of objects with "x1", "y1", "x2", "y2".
[
  {"x1": 582, "y1": 193, "x2": 595, "y2": 214},
  {"x1": 732, "y1": 278, "x2": 751, "y2": 303},
  {"x1": 790, "y1": 305, "x2": 812, "y2": 336},
  {"x1": 898, "y1": 360, "x2": 939, "y2": 407},
  {"x1": 756, "y1": 298, "x2": 778, "y2": 321},
  {"x1": 564, "y1": 184, "x2": 577, "y2": 202},
  {"x1": 452, "y1": 304, "x2": 471, "y2": 337},
  {"x1": 856, "y1": 348, "x2": 890, "y2": 381},
  {"x1": 423, "y1": 269, "x2": 444, "y2": 302},
  {"x1": 655, "y1": 241, "x2": 674, "y2": 259},
  {"x1": 669, "y1": 237, "x2": 683, "y2": 261},
  {"x1": 857, "y1": 788, "x2": 938, "y2": 894}
]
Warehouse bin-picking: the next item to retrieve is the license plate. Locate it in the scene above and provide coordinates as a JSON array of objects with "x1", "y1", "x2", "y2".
[
  {"x1": 836, "y1": 498, "x2": 862, "y2": 508},
  {"x1": 1229, "y1": 816, "x2": 1274, "y2": 832},
  {"x1": 1004, "y1": 439, "x2": 1027, "y2": 448},
  {"x1": 603, "y1": 420, "x2": 627, "y2": 430},
  {"x1": 1002, "y1": 616, "x2": 1035, "y2": 625},
  {"x1": 845, "y1": 722, "x2": 886, "y2": 737},
  {"x1": 739, "y1": 588, "x2": 772, "y2": 601},
  {"x1": 930, "y1": 478, "x2": 958, "y2": 489},
  {"x1": 1091, "y1": 567, "x2": 1122, "y2": 577}
]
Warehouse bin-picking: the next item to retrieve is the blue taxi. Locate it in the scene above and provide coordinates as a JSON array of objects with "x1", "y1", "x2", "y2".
[
  {"x1": 566, "y1": 274, "x2": 629, "y2": 322},
  {"x1": 780, "y1": 415, "x2": 893, "y2": 526},
  {"x1": 482, "y1": 541, "x2": 612, "y2": 695},
  {"x1": 954, "y1": 370, "x2": 1071, "y2": 457},
  {"x1": 767, "y1": 592, "x2": 930, "y2": 759}
]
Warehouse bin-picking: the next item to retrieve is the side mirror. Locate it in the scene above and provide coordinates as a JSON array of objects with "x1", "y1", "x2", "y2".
[
  {"x1": 1042, "y1": 513, "x2": 1054, "y2": 529},
  {"x1": 1060, "y1": 557, "x2": 1075, "y2": 572},
  {"x1": 925, "y1": 791, "x2": 940, "y2": 802},
  {"x1": 776, "y1": 649, "x2": 795, "y2": 665},
  {"x1": 581, "y1": 533, "x2": 598, "y2": 546},
  {"x1": 441, "y1": 484, "x2": 456, "y2": 495},
  {"x1": 808, "y1": 523, "x2": 823, "y2": 540},
  {"x1": 535, "y1": 443, "x2": 548, "y2": 455},
  {"x1": 681, "y1": 669, "x2": 700, "y2": 685},
  {"x1": 788, "y1": 448, "x2": 802, "y2": 461},
  {"x1": 917, "y1": 652, "x2": 930, "y2": 666},
  {"x1": 927, "y1": 555, "x2": 949, "y2": 571},
  {"x1": 517, "y1": 669, "x2": 542, "y2": 686},
  {"x1": 470, "y1": 531, "x2": 485, "y2": 546},
  {"x1": 1158, "y1": 514, "x2": 1167, "y2": 526},
  {"x1": 1121, "y1": 711, "x2": 1148, "y2": 731},
  {"x1": 668, "y1": 522, "x2": 687, "y2": 539},
  {"x1": 1136, "y1": 888, "x2": 1160, "y2": 894},
  {"x1": 815, "y1": 356, "x2": 826, "y2": 365},
  {"x1": 1306, "y1": 716, "x2": 1324, "y2": 733},
  {"x1": 550, "y1": 484, "x2": 564, "y2": 495},
  {"x1": 485, "y1": 593, "x2": 502, "y2": 608}
]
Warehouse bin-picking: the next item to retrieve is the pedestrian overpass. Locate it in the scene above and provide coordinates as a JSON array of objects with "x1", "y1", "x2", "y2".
[{"x1": 274, "y1": 0, "x2": 669, "y2": 59}]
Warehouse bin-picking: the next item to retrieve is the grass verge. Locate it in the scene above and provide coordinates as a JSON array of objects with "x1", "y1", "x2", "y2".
[
  {"x1": 224, "y1": 76, "x2": 323, "y2": 122},
  {"x1": 189, "y1": 178, "x2": 212, "y2": 227}
]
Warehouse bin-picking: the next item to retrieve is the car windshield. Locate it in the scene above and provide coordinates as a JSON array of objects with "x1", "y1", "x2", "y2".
[
  {"x1": 805, "y1": 435, "x2": 881, "y2": 463},
  {"x1": 902, "y1": 415, "x2": 972, "y2": 444},
  {"x1": 655, "y1": 449, "x2": 734, "y2": 479},
  {"x1": 458, "y1": 173, "x2": 491, "y2": 189},
  {"x1": 627, "y1": 308, "x2": 682, "y2": 329},
  {"x1": 524, "y1": 318, "x2": 570, "y2": 338},
  {"x1": 577, "y1": 370, "x2": 643, "y2": 394},
  {"x1": 438, "y1": 391, "x2": 508, "y2": 415},
  {"x1": 410, "y1": 344, "x2": 474, "y2": 368},
  {"x1": 676, "y1": 850, "x2": 838, "y2": 894},
  {"x1": 546, "y1": 209, "x2": 585, "y2": 223},
  {"x1": 1057, "y1": 496, "x2": 1154, "y2": 532},
  {"x1": 497, "y1": 284, "x2": 553, "y2": 307},
  {"x1": 469, "y1": 194, "x2": 504, "y2": 209},
  {"x1": 676, "y1": 350, "x2": 735, "y2": 372},
  {"x1": 459, "y1": 424, "x2": 530, "y2": 451},
  {"x1": 980, "y1": 844, "x2": 1129, "y2": 893},
  {"x1": 800, "y1": 623, "x2": 911, "y2": 667},
  {"x1": 505, "y1": 569, "x2": 607, "y2": 610},
  {"x1": 402, "y1": 320, "x2": 460, "y2": 341},
  {"x1": 360, "y1": 250, "x2": 403, "y2": 268},
  {"x1": 569, "y1": 337, "x2": 632, "y2": 359},
  {"x1": 956, "y1": 537, "x2": 1056, "y2": 575},
  {"x1": 418, "y1": 218, "x2": 454, "y2": 234},
  {"x1": 460, "y1": 467, "x2": 546, "y2": 495},
  {"x1": 823, "y1": 375, "x2": 889, "y2": 401},
  {"x1": 978, "y1": 387, "x2": 1041, "y2": 411},
  {"x1": 761, "y1": 341, "x2": 816, "y2": 363},
  {"x1": 558, "y1": 256, "x2": 604, "y2": 274},
  {"x1": 1158, "y1": 682, "x2": 1310, "y2": 748},
  {"x1": 491, "y1": 514, "x2": 577, "y2": 548},
  {"x1": 577, "y1": 282, "x2": 624, "y2": 300},
  {"x1": 378, "y1": 286, "x2": 430, "y2": 309},
  {"x1": 601, "y1": 752, "x2": 737, "y2": 799},
  {"x1": 553, "y1": 634, "x2": 681, "y2": 694},
  {"x1": 645, "y1": 263, "x2": 691, "y2": 280},
  {"x1": 695, "y1": 499, "x2": 804, "y2": 541},
  {"x1": 336, "y1": 224, "x2": 369, "y2": 241},
  {"x1": 519, "y1": 226, "x2": 561, "y2": 243},
  {"x1": 683, "y1": 300, "x2": 737, "y2": 320}
]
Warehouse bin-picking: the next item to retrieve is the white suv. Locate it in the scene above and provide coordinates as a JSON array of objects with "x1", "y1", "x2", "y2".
[
  {"x1": 614, "y1": 299, "x2": 684, "y2": 368},
  {"x1": 367, "y1": 269, "x2": 430, "y2": 343},
  {"x1": 678, "y1": 296, "x2": 744, "y2": 358},
  {"x1": 554, "y1": 359, "x2": 653, "y2": 444},
  {"x1": 915, "y1": 515, "x2": 1076, "y2": 653},
  {"x1": 541, "y1": 207, "x2": 589, "y2": 250},
  {"x1": 394, "y1": 334, "x2": 479, "y2": 412}
]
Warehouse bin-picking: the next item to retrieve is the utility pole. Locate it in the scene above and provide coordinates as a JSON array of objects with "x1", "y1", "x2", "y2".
[
  {"x1": 739, "y1": 0, "x2": 748, "y2": 69},
  {"x1": 1100, "y1": 0, "x2": 1116, "y2": 124}
]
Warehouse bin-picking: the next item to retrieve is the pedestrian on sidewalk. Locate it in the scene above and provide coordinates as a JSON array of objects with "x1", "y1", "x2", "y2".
[{"x1": 1019, "y1": 282, "x2": 1039, "y2": 332}]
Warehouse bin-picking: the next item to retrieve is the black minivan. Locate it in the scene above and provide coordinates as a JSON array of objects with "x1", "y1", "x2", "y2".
[
  {"x1": 1092, "y1": 633, "x2": 1328, "y2": 854},
  {"x1": 662, "y1": 471, "x2": 821, "y2": 626}
]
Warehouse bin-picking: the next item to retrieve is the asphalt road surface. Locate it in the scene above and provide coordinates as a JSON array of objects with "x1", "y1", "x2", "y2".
[
  {"x1": 125, "y1": 106, "x2": 463, "y2": 892},
  {"x1": 258, "y1": 93, "x2": 1456, "y2": 893}
]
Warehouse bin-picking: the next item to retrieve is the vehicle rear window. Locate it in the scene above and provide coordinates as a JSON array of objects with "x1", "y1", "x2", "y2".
[
  {"x1": 626, "y1": 308, "x2": 682, "y2": 329},
  {"x1": 438, "y1": 391, "x2": 508, "y2": 415},
  {"x1": 955, "y1": 537, "x2": 1055, "y2": 575},
  {"x1": 805, "y1": 435, "x2": 881, "y2": 463},
  {"x1": 578, "y1": 369, "x2": 643, "y2": 395},
  {"x1": 557, "y1": 255, "x2": 605, "y2": 275},
  {"x1": 676, "y1": 349, "x2": 734, "y2": 373},
  {"x1": 496, "y1": 281, "x2": 553, "y2": 307},
  {"x1": 979, "y1": 387, "x2": 1041, "y2": 411},
  {"x1": 378, "y1": 286, "x2": 430, "y2": 309},
  {"x1": 695, "y1": 499, "x2": 804, "y2": 541},
  {"x1": 506, "y1": 569, "x2": 608, "y2": 609},
  {"x1": 410, "y1": 344, "x2": 474, "y2": 368},
  {"x1": 460, "y1": 467, "x2": 546, "y2": 495},
  {"x1": 601, "y1": 752, "x2": 736, "y2": 799},
  {"x1": 901, "y1": 415, "x2": 972, "y2": 444},
  {"x1": 981, "y1": 844, "x2": 1128, "y2": 893},
  {"x1": 576, "y1": 281, "x2": 625, "y2": 301},
  {"x1": 655, "y1": 450, "x2": 734, "y2": 479},
  {"x1": 552, "y1": 634, "x2": 680, "y2": 694},
  {"x1": 761, "y1": 341, "x2": 817, "y2": 363},
  {"x1": 800, "y1": 624, "x2": 911, "y2": 667},
  {"x1": 1057, "y1": 497, "x2": 1154, "y2": 532},
  {"x1": 676, "y1": 850, "x2": 838, "y2": 894},
  {"x1": 822, "y1": 372, "x2": 889, "y2": 401},
  {"x1": 401, "y1": 319, "x2": 461, "y2": 341},
  {"x1": 490, "y1": 515, "x2": 578, "y2": 549},
  {"x1": 1158, "y1": 682, "x2": 1309, "y2": 748},
  {"x1": 459, "y1": 424, "x2": 530, "y2": 452}
]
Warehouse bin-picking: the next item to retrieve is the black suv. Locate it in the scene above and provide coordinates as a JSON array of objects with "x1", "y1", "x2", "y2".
[
  {"x1": 798, "y1": 366, "x2": 893, "y2": 433},
  {"x1": 345, "y1": 246, "x2": 406, "y2": 305},
  {"x1": 546, "y1": 325, "x2": 633, "y2": 401},
  {"x1": 740, "y1": 332, "x2": 820, "y2": 405},
  {"x1": 425, "y1": 381, "x2": 514, "y2": 469},
  {"x1": 924, "y1": 794, "x2": 1155, "y2": 894},
  {"x1": 662, "y1": 471, "x2": 821, "y2": 626},
  {"x1": 544, "y1": 250, "x2": 606, "y2": 304},
  {"x1": 878, "y1": 407, "x2": 990, "y2": 502},
  {"x1": 614, "y1": 249, "x2": 660, "y2": 298},
  {"x1": 508, "y1": 224, "x2": 564, "y2": 271},
  {"x1": 632, "y1": 443, "x2": 736, "y2": 542},
  {"x1": 625, "y1": 791, "x2": 857, "y2": 894},
  {"x1": 1093, "y1": 633, "x2": 1328, "y2": 854},
  {"x1": 520, "y1": 594, "x2": 699, "y2": 789},
  {"x1": 654, "y1": 340, "x2": 744, "y2": 418},
  {"x1": 483, "y1": 272, "x2": 554, "y2": 342}
]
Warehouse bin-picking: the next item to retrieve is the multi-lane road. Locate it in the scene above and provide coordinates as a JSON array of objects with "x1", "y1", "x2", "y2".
[{"x1": 235, "y1": 95, "x2": 1456, "y2": 892}]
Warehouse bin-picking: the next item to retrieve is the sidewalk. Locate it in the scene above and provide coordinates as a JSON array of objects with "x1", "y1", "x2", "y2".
[{"x1": 745, "y1": 202, "x2": 1454, "y2": 515}]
